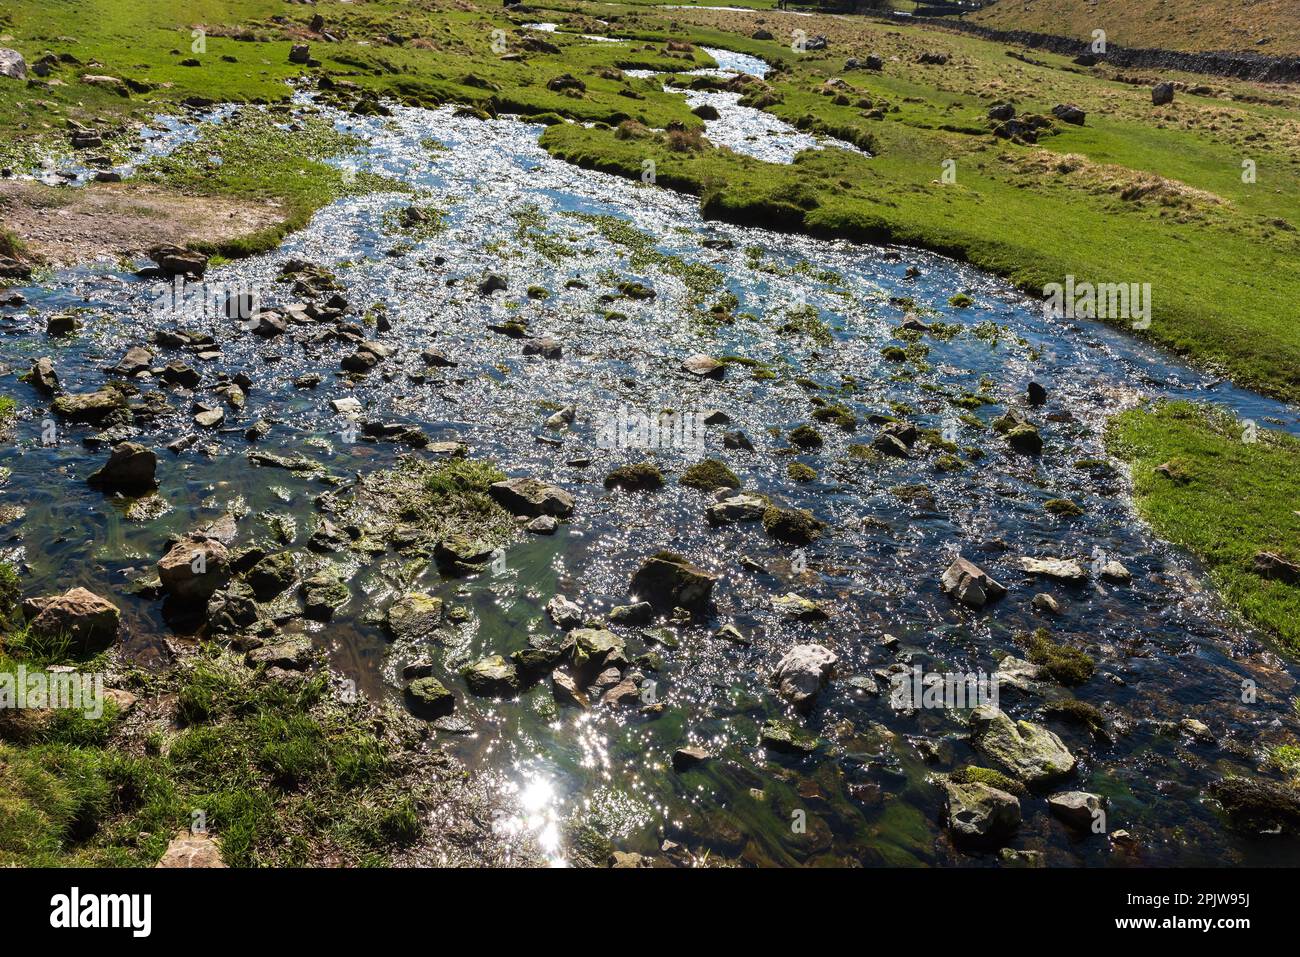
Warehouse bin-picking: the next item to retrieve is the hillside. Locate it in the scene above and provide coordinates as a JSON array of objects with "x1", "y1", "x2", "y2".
[{"x1": 969, "y1": 0, "x2": 1300, "y2": 56}]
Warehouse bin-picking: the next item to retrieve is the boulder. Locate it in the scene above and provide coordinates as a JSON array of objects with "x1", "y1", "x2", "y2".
[
  {"x1": 944, "y1": 780, "x2": 1021, "y2": 845},
  {"x1": 609, "y1": 601, "x2": 652, "y2": 624},
  {"x1": 1099, "y1": 560, "x2": 1132, "y2": 583},
  {"x1": 51, "y1": 389, "x2": 128, "y2": 424},
  {"x1": 148, "y1": 244, "x2": 207, "y2": 278},
  {"x1": 969, "y1": 706, "x2": 1077, "y2": 787},
  {"x1": 156, "y1": 831, "x2": 225, "y2": 868},
  {"x1": 681, "y1": 353, "x2": 725, "y2": 379},
  {"x1": 0, "y1": 48, "x2": 27, "y2": 80},
  {"x1": 770, "y1": 643, "x2": 837, "y2": 711},
  {"x1": 477, "y1": 272, "x2": 507, "y2": 295},
  {"x1": 672, "y1": 746, "x2": 711, "y2": 771},
  {"x1": 1019, "y1": 557, "x2": 1086, "y2": 581},
  {"x1": 405, "y1": 676, "x2": 455, "y2": 718},
  {"x1": 1208, "y1": 777, "x2": 1300, "y2": 836},
  {"x1": 941, "y1": 556, "x2": 1006, "y2": 609},
  {"x1": 1052, "y1": 103, "x2": 1086, "y2": 125},
  {"x1": 246, "y1": 636, "x2": 313, "y2": 670},
  {"x1": 27, "y1": 587, "x2": 121, "y2": 653},
  {"x1": 462, "y1": 655, "x2": 521, "y2": 697},
  {"x1": 300, "y1": 569, "x2": 349, "y2": 621},
  {"x1": 246, "y1": 551, "x2": 296, "y2": 599},
  {"x1": 629, "y1": 552, "x2": 717, "y2": 610},
  {"x1": 87, "y1": 442, "x2": 157, "y2": 493},
  {"x1": 158, "y1": 536, "x2": 231, "y2": 603},
  {"x1": 489, "y1": 477, "x2": 574, "y2": 518},
  {"x1": 571, "y1": 628, "x2": 627, "y2": 673},
  {"x1": 552, "y1": 670, "x2": 589, "y2": 709},
  {"x1": 772, "y1": 592, "x2": 829, "y2": 622},
  {"x1": 1254, "y1": 551, "x2": 1300, "y2": 584},
  {"x1": 1152, "y1": 81, "x2": 1175, "y2": 106},
  {"x1": 385, "y1": 592, "x2": 443, "y2": 640},
  {"x1": 705, "y1": 493, "x2": 766, "y2": 525},
  {"x1": 546, "y1": 595, "x2": 583, "y2": 630},
  {"x1": 1047, "y1": 790, "x2": 1105, "y2": 831},
  {"x1": 25, "y1": 357, "x2": 59, "y2": 394},
  {"x1": 113, "y1": 345, "x2": 153, "y2": 376}
]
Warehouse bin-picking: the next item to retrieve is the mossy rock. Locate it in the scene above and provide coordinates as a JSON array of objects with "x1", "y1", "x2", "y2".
[
  {"x1": 788, "y1": 425, "x2": 824, "y2": 450},
  {"x1": 810, "y1": 404, "x2": 857, "y2": 431},
  {"x1": 762, "y1": 506, "x2": 825, "y2": 544},
  {"x1": 787, "y1": 461, "x2": 818, "y2": 482},
  {"x1": 1023, "y1": 628, "x2": 1095, "y2": 686},
  {"x1": 950, "y1": 764, "x2": 1027, "y2": 797},
  {"x1": 405, "y1": 677, "x2": 455, "y2": 718},
  {"x1": 680, "y1": 458, "x2": 740, "y2": 490},
  {"x1": 1044, "y1": 498, "x2": 1084, "y2": 517},
  {"x1": 760, "y1": 719, "x2": 820, "y2": 754},
  {"x1": 604, "y1": 462, "x2": 665, "y2": 491}
]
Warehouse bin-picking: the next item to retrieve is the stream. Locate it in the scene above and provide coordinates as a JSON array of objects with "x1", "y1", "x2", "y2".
[{"x1": 2, "y1": 58, "x2": 1298, "y2": 866}]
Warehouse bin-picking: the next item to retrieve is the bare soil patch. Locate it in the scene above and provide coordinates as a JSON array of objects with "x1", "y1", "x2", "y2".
[{"x1": 0, "y1": 180, "x2": 285, "y2": 267}]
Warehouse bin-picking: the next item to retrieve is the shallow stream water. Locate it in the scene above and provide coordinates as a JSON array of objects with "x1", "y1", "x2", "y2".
[{"x1": 2, "y1": 78, "x2": 1299, "y2": 866}]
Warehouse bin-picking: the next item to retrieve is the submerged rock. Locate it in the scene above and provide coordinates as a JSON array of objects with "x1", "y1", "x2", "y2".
[
  {"x1": 87, "y1": 442, "x2": 157, "y2": 493},
  {"x1": 760, "y1": 719, "x2": 820, "y2": 754}
]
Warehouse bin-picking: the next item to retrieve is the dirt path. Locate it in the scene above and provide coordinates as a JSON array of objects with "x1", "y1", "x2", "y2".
[{"x1": 0, "y1": 180, "x2": 285, "y2": 267}]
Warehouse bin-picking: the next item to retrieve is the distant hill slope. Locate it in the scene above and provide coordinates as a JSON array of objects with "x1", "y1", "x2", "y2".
[{"x1": 968, "y1": 0, "x2": 1300, "y2": 56}]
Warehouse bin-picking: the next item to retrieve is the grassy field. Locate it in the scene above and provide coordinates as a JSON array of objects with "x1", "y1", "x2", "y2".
[
  {"x1": 1107, "y1": 402, "x2": 1300, "y2": 651},
  {"x1": 969, "y1": 0, "x2": 1300, "y2": 56},
  {"x1": 2, "y1": 0, "x2": 1299, "y2": 401}
]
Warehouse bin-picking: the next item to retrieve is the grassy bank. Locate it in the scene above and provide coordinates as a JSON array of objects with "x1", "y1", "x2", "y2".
[
  {"x1": 969, "y1": 0, "x2": 1300, "y2": 56},
  {"x1": 1106, "y1": 401, "x2": 1300, "y2": 651},
  {"x1": 0, "y1": 638, "x2": 438, "y2": 866}
]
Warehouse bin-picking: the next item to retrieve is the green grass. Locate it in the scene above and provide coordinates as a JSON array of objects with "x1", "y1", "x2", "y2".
[
  {"x1": 0, "y1": 650, "x2": 424, "y2": 866},
  {"x1": 5, "y1": 1, "x2": 1299, "y2": 399},
  {"x1": 1107, "y1": 401, "x2": 1300, "y2": 650}
]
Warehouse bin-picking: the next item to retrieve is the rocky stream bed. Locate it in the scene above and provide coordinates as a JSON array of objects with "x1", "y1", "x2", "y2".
[{"x1": 3, "y1": 58, "x2": 1300, "y2": 866}]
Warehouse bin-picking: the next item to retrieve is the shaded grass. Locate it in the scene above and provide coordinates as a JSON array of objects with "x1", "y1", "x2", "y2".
[{"x1": 1107, "y1": 400, "x2": 1300, "y2": 650}]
